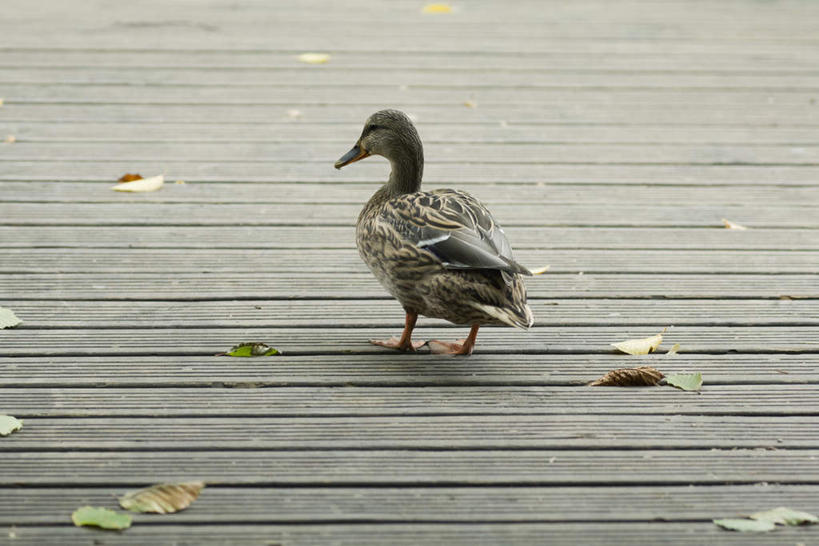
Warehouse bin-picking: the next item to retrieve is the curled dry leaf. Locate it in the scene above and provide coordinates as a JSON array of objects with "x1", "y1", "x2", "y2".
[
  {"x1": 118, "y1": 173, "x2": 143, "y2": 182},
  {"x1": 298, "y1": 53, "x2": 330, "y2": 64},
  {"x1": 0, "y1": 307, "x2": 22, "y2": 329},
  {"x1": 0, "y1": 415, "x2": 23, "y2": 436},
  {"x1": 722, "y1": 218, "x2": 748, "y2": 230},
  {"x1": 713, "y1": 518, "x2": 775, "y2": 533},
  {"x1": 224, "y1": 342, "x2": 279, "y2": 357},
  {"x1": 611, "y1": 331, "x2": 664, "y2": 355},
  {"x1": 71, "y1": 506, "x2": 132, "y2": 530},
  {"x1": 119, "y1": 481, "x2": 205, "y2": 514},
  {"x1": 589, "y1": 366, "x2": 664, "y2": 387},
  {"x1": 665, "y1": 372, "x2": 702, "y2": 392},
  {"x1": 422, "y1": 3, "x2": 452, "y2": 13},
  {"x1": 112, "y1": 174, "x2": 164, "y2": 193},
  {"x1": 530, "y1": 265, "x2": 550, "y2": 275},
  {"x1": 750, "y1": 507, "x2": 818, "y2": 526}
]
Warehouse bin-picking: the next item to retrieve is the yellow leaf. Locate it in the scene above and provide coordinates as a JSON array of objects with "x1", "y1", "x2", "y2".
[
  {"x1": 612, "y1": 331, "x2": 664, "y2": 355},
  {"x1": 722, "y1": 218, "x2": 748, "y2": 230},
  {"x1": 666, "y1": 343, "x2": 681, "y2": 355},
  {"x1": 530, "y1": 265, "x2": 550, "y2": 275},
  {"x1": 422, "y1": 3, "x2": 452, "y2": 13},
  {"x1": 112, "y1": 174, "x2": 164, "y2": 193},
  {"x1": 298, "y1": 53, "x2": 330, "y2": 64},
  {"x1": 175, "y1": 180, "x2": 186, "y2": 185},
  {"x1": 463, "y1": 100, "x2": 477, "y2": 108},
  {"x1": 4, "y1": 135, "x2": 15, "y2": 144}
]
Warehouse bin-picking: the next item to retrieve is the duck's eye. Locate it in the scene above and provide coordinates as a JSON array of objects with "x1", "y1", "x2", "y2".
[{"x1": 367, "y1": 124, "x2": 380, "y2": 133}]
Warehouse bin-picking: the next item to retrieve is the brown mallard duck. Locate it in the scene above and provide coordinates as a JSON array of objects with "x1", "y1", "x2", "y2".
[{"x1": 335, "y1": 110, "x2": 533, "y2": 355}]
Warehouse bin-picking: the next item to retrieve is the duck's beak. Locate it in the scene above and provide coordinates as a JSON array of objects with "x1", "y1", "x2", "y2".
[{"x1": 334, "y1": 144, "x2": 371, "y2": 169}]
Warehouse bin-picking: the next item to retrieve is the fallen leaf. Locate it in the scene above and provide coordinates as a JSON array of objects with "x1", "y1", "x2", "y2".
[
  {"x1": 298, "y1": 53, "x2": 330, "y2": 64},
  {"x1": 0, "y1": 307, "x2": 22, "y2": 329},
  {"x1": 463, "y1": 100, "x2": 477, "y2": 108},
  {"x1": 714, "y1": 518, "x2": 775, "y2": 532},
  {"x1": 722, "y1": 218, "x2": 748, "y2": 230},
  {"x1": 0, "y1": 415, "x2": 23, "y2": 436},
  {"x1": 118, "y1": 173, "x2": 143, "y2": 182},
  {"x1": 589, "y1": 366, "x2": 664, "y2": 387},
  {"x1": 175, "y1": 180, "x2": 186, "y2": 185},
  {"x1": 223, "y1": 342, "x2": 279, "y2": 357},
  {"x1": 611, "y1": 331, "x2": 664, "y2": 355},
  {"x1": 71, "y1": 507, "x2": 132, "y2": 530},
  {"x1": 112, "y1": 174, "x2": 164, "y2": 193},
  {"x1": 120, "y1": 481, "x2": 205, "y2": 514},
  {"x1": 750, "y1": 507, "x2": 818, "y2": 526},
  {"x1": 665, "y1": 372, "x2": 702, "y2": 391},
  {"x1": 666, "y1": 343, "x2": 681, "y2": 355},
  {"x1": 422, "y1": 3, "x2": 452, "y2": 13},
  {"x1": 4, "y1": 135, "x2": 15, "y2": 144},
  {"x1": 530, "y1": 265, "x2": 550, "y2": 275}
]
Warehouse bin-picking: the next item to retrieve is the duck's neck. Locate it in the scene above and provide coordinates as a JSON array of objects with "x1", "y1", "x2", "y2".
[{"x1": 385, "y1": 137, "x2": 424, "y2": 197}]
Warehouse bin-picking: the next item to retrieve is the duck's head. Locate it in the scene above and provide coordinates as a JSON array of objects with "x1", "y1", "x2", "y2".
[{"x1": 334, "y1": 109, "x2": 422, "y2": 170}]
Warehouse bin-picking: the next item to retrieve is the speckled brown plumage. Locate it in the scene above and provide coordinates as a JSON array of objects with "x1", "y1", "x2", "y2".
[{"x1": 335, "y1": 109, "x2": 533, "y2": 355}]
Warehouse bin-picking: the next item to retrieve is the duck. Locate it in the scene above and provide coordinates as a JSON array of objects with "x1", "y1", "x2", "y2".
[{"x1": 334, "y1": 109, "x2": 533, "y2": 355}]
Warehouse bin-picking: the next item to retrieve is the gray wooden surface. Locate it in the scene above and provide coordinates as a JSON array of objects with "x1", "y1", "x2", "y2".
[{"x1": 1, "y1": 0, "x2": 818, "y2": 544}]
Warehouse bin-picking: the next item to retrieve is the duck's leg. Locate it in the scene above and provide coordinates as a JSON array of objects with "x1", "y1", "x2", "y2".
[
  {"x1": 428, "y1": 325, "x2": 480, "y2": 356},
  {"x1": 370, "y1": 312, "x2": 426, "y2": 352}
]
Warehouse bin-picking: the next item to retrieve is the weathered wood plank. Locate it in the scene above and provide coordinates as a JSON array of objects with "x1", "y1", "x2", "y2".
[
  {"x1": 4, "y1": 68, "x2": 819, "y2": 90},
  {"x1": 11, "y1": 299, "x2": 815, "y2": 327},
  {"x1": 4, "y1": 248, "x2": 816, "y2": 274},
  {"x1": 2, "y1": 415, "x2": 816, "y2": 449},
  {"x1": 0, "y1": 448, "x2": 813, "y2": 485},
  {"x1": 5, "y1": 181, "x2": 818, "y2": 206},
  {"x1": 2, "y1": 485, "x2": 816, "y2": 524},
  {"x1": 4, "y1": 162, "x2": 818, "y2": 185},
  {"x1": 2, "y1": 272, "x2": 813, "y2": 299},
  {"x1": 6, "y1": 522, "x2": 815, "y2": 546},
  {"x1": 5, "y1": 385, "x2": 819, "y2": 417},
  {"x1": 8, "y1": 120, "x2": 819, "y2": 144},
  {"x1": 2, "y1": 226, "x2": 816, "y2": 251},
  {"x1": 4, "y1": 141, "x2": 818, "y2": 164},
  {"x1": 2, "y1": 326, "x2": 816, "y2": 356},
  {"x1": 0, "y1": 354, "x2": 812, "y2": 387},
  {"x1": 2, "y1": 202, "x2": 816, "y2": 227}
]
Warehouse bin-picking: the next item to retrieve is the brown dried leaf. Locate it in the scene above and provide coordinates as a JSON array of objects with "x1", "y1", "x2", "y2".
[
  {"x1": 589, "y1": 366, "x2": 665, "y2": 387},
  {"x1": 118, "y1": 173, "x2": 143, "y2": 182},
  {"x1": 119, "y1": 481, "x2": 205, "y2": 514}
]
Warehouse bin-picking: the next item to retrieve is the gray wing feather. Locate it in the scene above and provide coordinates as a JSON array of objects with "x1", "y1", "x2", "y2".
[{"x1": 384, "y1": 190, "x2": 531, "y2": 276}]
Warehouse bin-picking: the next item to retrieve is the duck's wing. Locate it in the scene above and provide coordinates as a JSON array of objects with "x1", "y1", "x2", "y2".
[{"x1": 383, "y1": 189, "x2": 531, "y2": 276}]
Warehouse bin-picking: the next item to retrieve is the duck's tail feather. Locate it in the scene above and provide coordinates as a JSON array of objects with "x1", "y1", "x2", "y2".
[{"x1": 469, "y1": 302, "x2": 534, "y2": 330}]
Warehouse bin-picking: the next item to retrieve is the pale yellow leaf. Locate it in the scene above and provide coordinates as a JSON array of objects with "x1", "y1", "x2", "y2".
[
  {"x1": 666, "y1": 343, "x2": 681, "y2": 355},
  {"x1": 463, "y1": 100, "x2": 477, "y2": 108},
  {"x1": 530, "y1": 265, "x2": 550, "y2": 275},
  {"x1": 722, "y1": 218, "x2": 748, "y2": 230},
  {"x1": 422, "y1": 3, "x2": 452, "y2": 13},
  {"x1": 112, "y1": 174, "x2": 164, "y2": 193},
  {"x1": 298, "y1": 53, "x2": 330, "y2": 64},
  {"x1": 4, "y1": 135, "x2": 15, "y2": 144},
  {"x1": 175, "y1": 180, "x2": 186, "y2": 185},
  {"x1": 612, "y1": 332, "x2": 664, "y2": 355}
]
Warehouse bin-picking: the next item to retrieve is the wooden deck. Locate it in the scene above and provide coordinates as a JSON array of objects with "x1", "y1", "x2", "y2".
[{"x1": 2, "y1": 0, "x2": 818, "y2": 543}]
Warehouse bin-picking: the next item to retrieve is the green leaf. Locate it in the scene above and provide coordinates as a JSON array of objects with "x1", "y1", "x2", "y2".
[
  {"x1": 225, "y1": 342, "x2": 279, "y2": 357},
  {"x1": 0, "y1": 307, "x2": 21, "y2": 329},
  {"x1": 713, "y1": 518, "x2": 776, "y2": 532},
  {"x1": 0, "y1": 415, "x2": 23, "y2": 436},
  {"x1": 120, "y1": 481, "x2": 205, "y2": 514},
  {"x1": 751, "y1": 506, "x2": 819, "y2": 526},
  {"x1": 665, "y1": 372, "x2": 702, "y2": 391},
  {"x1": 71, "y1": 506, "x2": 132, "y2": 530}
]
